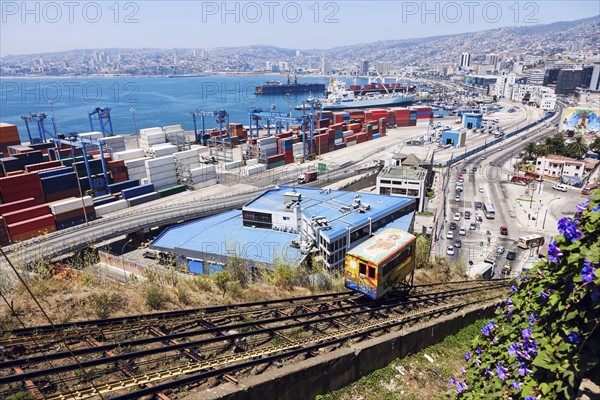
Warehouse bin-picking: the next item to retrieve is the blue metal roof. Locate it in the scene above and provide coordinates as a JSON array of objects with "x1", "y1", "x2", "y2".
[
  {"x1": 375, "y1": 212, "x2": 415, "y2": 233},
  {"x1": 245, "y1": 186, "x2": 415, "y2": 242},
  {"x1": 151, "y1": 210, "x2": 303, "y2": 265}
]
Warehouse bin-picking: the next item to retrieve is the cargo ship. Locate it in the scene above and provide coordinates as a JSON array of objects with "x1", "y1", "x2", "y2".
[
  {"x1": 255, "y1": 75, "x2": 326, "y2": 95},
  {"x1": 296, "y1": 79, "x2": 416, "y2": 110}
]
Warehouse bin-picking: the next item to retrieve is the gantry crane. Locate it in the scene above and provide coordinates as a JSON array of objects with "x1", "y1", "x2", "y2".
[{"x1": 88, "y1": 107, "x2": 114, "y2": 137}]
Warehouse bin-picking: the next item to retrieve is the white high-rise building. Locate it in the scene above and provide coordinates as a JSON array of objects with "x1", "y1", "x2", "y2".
[
  {"x1": 321, "y1": 58, "x2": 332, "y2": 75},
  {"x1": 460, "y1": 53, "x2": 471, "y2": 70}
]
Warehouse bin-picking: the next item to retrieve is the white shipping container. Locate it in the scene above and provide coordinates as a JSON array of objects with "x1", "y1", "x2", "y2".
[
  {"x1": 190, "y1": 165, "x2": 216, "y2": 174},
  {"x1": 224, "y1": 160, "x2": 244, "y2": 170},
  {"x1": 343, "y1": 130, "x2": 354, "y2": 138},
  {"x1": 148, "y1": 170, "x2": 177, "y2": 182},
  {"x1": 246, "y1": 158, "x2": 259, "y2": 166},
  {"x1": 140, "y1": 178, "x2": 149, "y2": 185},
  {"x1": 345, "y1": 141, "x2": 357, "y2": 147},
  {"x1": 163, "y1": 124, "x2": 183, "y2": 133},
  {"x1": 145, "y1": 156, "x2": 174, "y2": 169},
  {"x1": 50, "y1": 196, "x2": 94, "y2": 215},
  {"x1": 149, "y1": 145, "x2": 178, "y2": 158},
  {"x1": 173, "y1": 148, "x2": 200, "y2": 161},
  {"x1": 95, "y1": 199, "x2": 128, "y2": 217},
  {"x1": 147, "y1": 163, "x2": 176, "y2": 173},
  {"x1": 140, "y1": 127, "x2": 163, "y2": 136},
  {"x1": 114, "y1": 149, "x2": 146, "y2": 161}
]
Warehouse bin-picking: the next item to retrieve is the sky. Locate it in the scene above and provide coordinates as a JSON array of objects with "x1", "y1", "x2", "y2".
[{"x1": 1, "y1": 1, "x2": 598, "y2": 55}]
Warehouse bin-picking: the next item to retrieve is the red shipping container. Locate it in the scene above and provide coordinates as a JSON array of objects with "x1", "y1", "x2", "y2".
[
  {"x1": 44, "y1": 188, "x2": 82, "y2": 203},
  {"x1": 10, "y1": 225, "x2": 57, "y2": 242},
  {"x1": 25, "y1": 160, "x2": 62, "y2": 172},
  {"x1": 0, "y1": 217, "x2": 10, "y2": 246},
  {"x1": 0, "y1": 198, "x2": 37, "y2": 216},
  {"x1": 54, "y1": 206, "x2": 95, "y2": 223},
  {"x1": 3, "y1": 204, "x2": 51, "y2": 225},
  {"x1": 7, "y1": 214, "x2": 56, "y2": 236}
]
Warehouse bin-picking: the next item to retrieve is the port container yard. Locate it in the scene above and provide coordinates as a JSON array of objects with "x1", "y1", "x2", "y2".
[{"x1": 0, "y1": 105, "x2": 434, "y2": 246}]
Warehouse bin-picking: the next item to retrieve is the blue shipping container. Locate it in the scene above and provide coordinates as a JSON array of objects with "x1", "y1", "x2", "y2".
[
  {"x1": 121, "y1": 183, "x2": 155, "y2": 200},
  {"x1": 107, "y1": 179, "x2": 140, "y2": 194},
  {"x1": 188, "y1": 259, "x2": 204, "y2": 274},
  {"x1": 40, "y1": 172, "x2": 78, "y2": 194},
  {"x1": 38, "y1": 166, "x2": 73, "y2": 179}
]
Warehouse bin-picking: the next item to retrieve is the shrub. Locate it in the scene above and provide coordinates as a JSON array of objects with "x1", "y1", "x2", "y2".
[
  {"x1": 212, "y1": 271, "x2": 232, "y2": 296},
  {"x1": 451, "y1": 193, "x2": 600, "y2": 398},
  {"x1": 90, "y1": 291, "x2": 125, "y2": 319},
  {"x1": 272, "y1": 261, "x2": 295, "y2": 291},
  {"x1": 144, "y1": 284, "x2": 168, "y2": 310}
]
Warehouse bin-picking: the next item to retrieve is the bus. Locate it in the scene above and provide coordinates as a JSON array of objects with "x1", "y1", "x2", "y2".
[
  {"x1": 518, "y1": 234, "x2": 545, "y2": 249},
  {"x1": 344, "y1": 228, "x2": 416, "y2": 300},
  {"x1": 483, "y1": 203, "x2": 495, "y2": 219},
  {"x1": 582, "y1": 183, "x2": 598, "y2": 195}
]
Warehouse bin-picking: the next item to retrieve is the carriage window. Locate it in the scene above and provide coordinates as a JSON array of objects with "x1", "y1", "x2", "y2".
[
  {"x1": 359, "y1": 262, "x2": 366, "y2": 276},
  {"x1": 368, "y1": 266, "x2": 376, "y2": 279}
]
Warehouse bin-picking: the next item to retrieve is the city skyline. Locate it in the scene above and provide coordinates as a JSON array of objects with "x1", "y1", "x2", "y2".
[{"x1": 1, "y1": 1, "x2": 598, "y2": 56}]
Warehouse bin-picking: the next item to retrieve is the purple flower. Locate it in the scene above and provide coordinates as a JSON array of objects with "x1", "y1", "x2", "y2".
[
  {"x1": 576, "y1": 200, "x2": 590, "y2": 212},
  {"x1": 508, "y1": 343, "x2": 519, "y2": 357},
  {"x1": 456, "y1": 381, "x2": 466, "y2": 394},
  {"x1": 525, "y1": 397, "x2": 537, "y2": 400},
  {"x1": 524, "y1": 338, "x2": 538, "y2": 355},
  {"x1": 568, "y1": 331, "x2": 581, "y2": 344},
  {"x1": 496, "y1": 362, "x2": 508, "y2": 381},
  {"x1": 475, "y1": 358, "x2": 481, "y2": 367},
  {"x1": 511, "y1": 285, "x2": 517, "y2": 293},
  {"x1": 461, "y1": 366, "x2": 466, "y2": 375},
  {"x1": 540, "y1": 289, "x2": 549, "y2": 300},
  {"x1": 529, "y1": 314, "x2": 537, "y2": 326},
  {"x1": 505, "y1": 296, "x2": 512, "y2": 305},
  {"x1": 548, "y1": 241, "x2": 563, "y2": 263},
  {"x1": 518, "y1": 362, "x2": 532, "y2": 376},
  {"x1": 557, "y1": 218, "x2": 582, "y2": 242},
  {"x1": 522, "y1": 327, "x2": 532, "y2": 340},
  {"x1": 582, "y1": 259, "x2": 595, "y2": 284},
  {"x1": 465, "y1": 352, "x2": 471, "y2": 362},
  {"x1": 485, "y1": 366, "x2": 491, "y2": 376},
  {"x1": 592, "y1": 204, "x2": 600, "y2": 212},
  {"x1": 512, "y1": 380, "x2": 522, "y2": 390},
  {"x1": 592, "y1": 286, "x2": 600, "y2": 302},
  {"x1": 476, "y1": 345, "x2": 482, "y2": 356},
  {"x1": 450, "y1": 376, "x2": 456, "y2": 385}
]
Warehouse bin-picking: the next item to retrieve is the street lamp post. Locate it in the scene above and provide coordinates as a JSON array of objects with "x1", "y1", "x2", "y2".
[
  {"x1": 130, "y1": 108, "x2": 139, "y2": 148},
  {"x1": 121, "y1": 238, "x2": 133, "y2": 283},
  {"x1": 48, "y1": 100, "x2": 57, "y2": 137},
  {"x1": 543, "y1": 197, "x2": 560, "y2": 229}
]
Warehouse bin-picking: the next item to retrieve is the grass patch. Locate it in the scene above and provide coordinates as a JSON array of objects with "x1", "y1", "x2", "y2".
[{"x1": 316, "y1": 319, "x2": 488, "y2": 400}]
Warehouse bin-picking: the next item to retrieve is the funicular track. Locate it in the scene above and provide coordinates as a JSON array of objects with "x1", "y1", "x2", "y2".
[{"x1": 0, "y1": 279, "x2": 509, "y2": 399}]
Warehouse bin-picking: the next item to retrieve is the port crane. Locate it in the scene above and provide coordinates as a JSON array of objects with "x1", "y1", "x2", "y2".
[
  {"x1": 88, "y1": 107, "x2": 114, "y2": 137},
  {"x1": 20, "y1": 112, "x2": 58, "y2": 143},
  {"x1": 190, "y1": 109, "x2": 230, "y2": 144},
  {"x1": 247, "y1": 96, "x2": 321, "y2": 157}
]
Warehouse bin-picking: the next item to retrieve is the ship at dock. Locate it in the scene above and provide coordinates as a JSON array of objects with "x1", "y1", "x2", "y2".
[
  {"x1": 296, "y1": 78, "x2": 416, "y2": 110},
  {"x1": 255, "y1": 75, "x2": 326, "y2": 96}
]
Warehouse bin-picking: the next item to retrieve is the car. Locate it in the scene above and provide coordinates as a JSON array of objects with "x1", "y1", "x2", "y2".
[
  {"x1": 447, "y1": 245, "x2": 455, "y2": 256},
  {"x1": 476, "y1": 214, "x2": 483, "y2": 222},
  {"x1": 447, "y1": 231, "x2": 454, "y2": 239},
  {"x1": 481, "y1": 156, "x2": 486, "y2": 160},
  {"x1": 475, "y1": 201, "x2": 483, "y2": 209},
  {"x1": 500, "y1": 226, "x2": 508, "y2": 235},
  {"x1": 455, "y1": 194, "x2": 461, "y2": 202},
  {"x1": 454, "y1": 239, "x2": 462, "y2": 248},
  {"x1": 457, "y1": 173, "x2": 463, "y2": 179},
  {"x1": 469, "y1": 222, "x2": 477, "y2": 230},
  {"x1": 456, "y1": 183, "x2": 464, "y2": 191},
  {"x1": 478, "y1": 186, "x2": 485, "y2": 193},
  {"x1": 450, "y1": 222, "x2": 457, "y2": 230},
  {"x1": 496, "y1": 245, "x2": 505, "y2": 254},
  {"x1": 459, "y1": 227, "x2": 467, "y2": 236},
  {"x1": 458, "y1": 177, "x2": 464, "y2": 183},
  {"x1": 464, "y1": 210, "x2": 471, "y2": 219},
  {"x1": 462, "y1": 167, "x2": 468, "y2": 174},
  {"x1": 553, "y1": 184, "x2": 568, "y2": 192},
  {"x1": 143, "y1": 250, "x2": 158, "y2": 260},
  {"x1": 514, "y1": 181, "x2": 527, "y2": 186},
  {"x1": 472, "y1": 167, "x2": 478, "y2": 173},
  {"x1": 454, "y1": 212, "x2": 461, "y2": 221},
  {"x1": 506, "y1": 251, "x2": 516, "y2": 260}
]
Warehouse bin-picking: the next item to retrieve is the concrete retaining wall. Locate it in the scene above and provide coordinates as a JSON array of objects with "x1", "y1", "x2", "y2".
[{"x1": 186, "y1": 302, "x2": 497, "y2": 400}]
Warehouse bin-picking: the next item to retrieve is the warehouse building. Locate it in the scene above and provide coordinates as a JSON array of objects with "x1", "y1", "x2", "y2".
[{"x1": 151, "y1": 186, "x2": 416, "y2": 274}]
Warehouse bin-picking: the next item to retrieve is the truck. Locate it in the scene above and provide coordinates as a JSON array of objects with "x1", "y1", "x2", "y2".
[
  {"x1": 469, "y1": 258, "x2": 496, "y2": 279},
  {"x1": 298, "y1": 171, "x2": 318, "y2": 184}
]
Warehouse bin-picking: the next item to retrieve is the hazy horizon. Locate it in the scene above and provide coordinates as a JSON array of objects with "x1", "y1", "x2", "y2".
[{"x1": 1, "y1": 1, "x2": 598, "y2": 56}]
